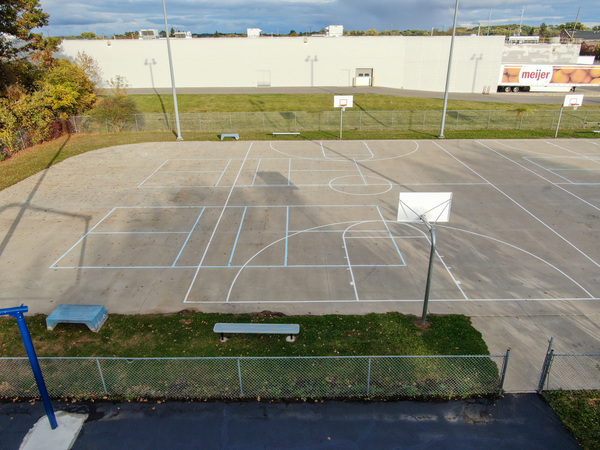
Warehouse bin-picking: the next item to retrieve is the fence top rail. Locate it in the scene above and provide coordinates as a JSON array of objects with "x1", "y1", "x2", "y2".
[
  {"x1": 0, "y1": 354, "x2": 505, "y2": 362},
  {"x1": 551, "y1": 353, "x2": 600, "y2": 357},
  {"x1": 70, "y1": 109, "x2": 571, "y2": 120}
]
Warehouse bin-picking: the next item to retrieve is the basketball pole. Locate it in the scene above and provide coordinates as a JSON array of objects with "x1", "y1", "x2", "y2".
[
  {"x1": 420, "y1": 217, "x2": 436, "y2": 326},
  {"x1": 555, "y1": 105, "x2": 564, "y2": 138},
  {"x1": 339, "y1": 106, "x2": 345, "y2": 139}
]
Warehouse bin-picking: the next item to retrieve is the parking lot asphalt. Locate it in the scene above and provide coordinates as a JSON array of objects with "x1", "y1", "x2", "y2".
[{"x1": 1, "y1": 394, "x2": 579, "y2": 449}]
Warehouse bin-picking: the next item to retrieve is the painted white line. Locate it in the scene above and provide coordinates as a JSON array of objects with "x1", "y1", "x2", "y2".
[
  {"x1": 478, "y1": 142, "x2": 600, "y2": 213},
  {"x1": 137, "y1": 160, "x2": 169, "y2": 188},
  {"x1": 437, "y1": 141, "x2": 600, "y2": 270},
  {"x1": 183, "y1": 142, "x2": 254, "y2": 303},
  {"x1": 437, "y1": 224, "x2": 595, "y2": 298},
  {"x1": 50, "y1": 208, "x2": 117, "y2": 268}
]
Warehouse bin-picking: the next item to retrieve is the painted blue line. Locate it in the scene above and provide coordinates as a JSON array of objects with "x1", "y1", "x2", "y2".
[
  {"x1": 376, "y1": 206, "x2": 407, "y2": 266},
  {"x1": 215, "y1": 159, "x2": 232, "y2": 187},
  {"x1": 252, "y1": 159, "x2": 262, "y2": 186},
  {"x1": 228, "y1": 207, "x2": 248, "y2": 267},
  {"x1": 173, "y1": 207, "x2": 206, "y2": 267}
]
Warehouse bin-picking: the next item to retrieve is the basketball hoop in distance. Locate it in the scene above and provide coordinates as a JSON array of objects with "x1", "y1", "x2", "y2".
[
  {"x1": 564, "y1": 94, "x2": 583, "y2": 111},
  {"x1": 334, "y1": 95, "x2": 353, "y2": 139}
]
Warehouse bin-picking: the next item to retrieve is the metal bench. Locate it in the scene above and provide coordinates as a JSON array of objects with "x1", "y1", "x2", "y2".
[
  {"x1": 46, "y1": 304, "x2": 108, "y2": 332},
  {"x1": 272, "y1": 132, "x2": 300, "y2": 136},
  {"x1": 220, "y1": 133, "x2": 239, "y2": 140},
  {"x1": 213, "y1": 323, "x2": 300, "y2": 342}
]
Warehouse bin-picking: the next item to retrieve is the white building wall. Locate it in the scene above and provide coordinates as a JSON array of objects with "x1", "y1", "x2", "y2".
[{"x1": 57, "y1": 35, "x2": 505, "y2": 93}]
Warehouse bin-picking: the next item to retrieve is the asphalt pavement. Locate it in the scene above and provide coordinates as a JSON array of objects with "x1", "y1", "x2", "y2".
[{"x1": 1, "y1": 394, "x2": 579, "y2": 449}]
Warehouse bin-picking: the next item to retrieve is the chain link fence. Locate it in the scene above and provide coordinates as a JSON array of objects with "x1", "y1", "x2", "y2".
[
  {"x1": 0, "y1": 354, "x2": 508, "y2": 400},
  {"x1": 70, "y1": 109, "x2": 600, "y2": 134},
  {"x1": 538, "y1": 351, "x2": 600, "y2": 392}
]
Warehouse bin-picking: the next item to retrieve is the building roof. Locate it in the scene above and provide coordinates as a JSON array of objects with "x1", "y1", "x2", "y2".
[{"x1": 561, "y1": 30, "x2": 600, "y2": 41}]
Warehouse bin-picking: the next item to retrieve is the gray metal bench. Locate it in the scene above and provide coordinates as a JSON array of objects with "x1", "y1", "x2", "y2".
[
  {"x1": 213, "y1": 323, "x2": 300, "y2": 342},
  {"x1": 46, "y1": 304, "x2": 108, "y2": 332},
  {"x1": 272, "y1": 132, "x2": 300, "y2": 136},
  {"x1": 220, "y1": 133, "x2": 239, "y2": 140}
]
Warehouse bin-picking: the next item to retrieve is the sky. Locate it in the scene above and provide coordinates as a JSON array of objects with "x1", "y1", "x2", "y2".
[{"x1": 39, "y1": 0, "x2": 599, "y2": 37}]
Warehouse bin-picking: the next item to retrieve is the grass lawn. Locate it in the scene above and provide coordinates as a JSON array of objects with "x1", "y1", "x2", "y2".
[
  {"x1": 130, "y1": 93, "x2": 594, "y2": 114},
  {"x1": 544, "y1": 391, "x2": 600, "y2": 450},
  {"x1": 0, "y1": 312, "x2": 490, "y2": 358}
]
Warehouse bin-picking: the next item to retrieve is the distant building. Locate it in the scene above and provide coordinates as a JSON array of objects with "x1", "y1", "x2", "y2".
[
  {"x1": 560, "y1": 30, "x2": 600, "y2": 43},
  {"x1": 247, "y1": 28, "x2": 261, "y2": 38},
  {"x1": 139, "y1": 29, "x2": 159, "y2": 40},
  {"x1": 174, "y1": 31, "x2": 192, "y2": 39},
  {"x1": 326, "y1": 25, "x2": 344, "y2": 37}
]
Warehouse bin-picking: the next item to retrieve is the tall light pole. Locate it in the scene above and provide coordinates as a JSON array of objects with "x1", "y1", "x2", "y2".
[
  {"x1": 162, "y1": 0, "x2": 183, "y2": 140},
  {"x1": 438, "y1": 0, "x2": 459, "y2": 139}
]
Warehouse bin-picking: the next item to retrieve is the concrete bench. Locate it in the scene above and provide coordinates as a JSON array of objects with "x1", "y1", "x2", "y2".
[
  {"x1": 46, "y1": 304, "x2": 107, "y2": 332},
  {"x1": 220, "y1": 133, "x2": 239, "y2": 140},
  {"x1": 583, "y1": 122, "x2": 600, "y2": 129},
  {"x1": 272, "y1": 132, "x2": 300, "y2": 136},
  {"x1": 213, "y1": 323, "x2": 300, "y2": 342}
]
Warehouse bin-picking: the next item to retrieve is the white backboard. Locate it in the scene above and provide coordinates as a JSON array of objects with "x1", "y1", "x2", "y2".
[
  {"x1": 563, "y1": 94, "x2": 584, "y2": 107},
  {"x1": 397, "y1": 192, "x2": 453, "y2": 223},
  {"x1": 334, "y1": 95, "x2": 353, "y2": 108}
]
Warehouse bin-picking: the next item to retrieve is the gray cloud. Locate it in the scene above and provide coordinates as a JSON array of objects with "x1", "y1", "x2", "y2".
[{"x1": 39, "y1": 0, "x2": 599, "y2": 36}]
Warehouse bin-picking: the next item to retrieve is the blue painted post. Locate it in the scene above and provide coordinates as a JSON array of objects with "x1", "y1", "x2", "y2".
[{"x1": 0, "y1": 305, "x2": 58, "y2": 429}]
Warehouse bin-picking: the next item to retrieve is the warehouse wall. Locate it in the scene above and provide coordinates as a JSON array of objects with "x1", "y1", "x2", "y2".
[{"x1": 57, "y1": 35, "x2": 506, "y2": 93}]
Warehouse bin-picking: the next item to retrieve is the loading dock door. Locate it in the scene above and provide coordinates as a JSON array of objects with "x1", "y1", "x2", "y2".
[{"x1": 354, "y1": 68, "x2": 373, "y2": 86}]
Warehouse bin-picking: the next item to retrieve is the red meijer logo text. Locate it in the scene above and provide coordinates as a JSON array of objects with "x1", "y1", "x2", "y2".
[{"x1": 520, "y1": 69, "x2": 551, "y2": 80}]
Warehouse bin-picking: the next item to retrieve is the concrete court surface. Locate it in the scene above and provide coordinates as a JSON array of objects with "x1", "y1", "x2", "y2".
[
  {"x1": 0, "y1": 395, "x2": 579, "y2": 449},
  {"x1": 0, "y1": 138, "x2": 599, "y2": 392}
]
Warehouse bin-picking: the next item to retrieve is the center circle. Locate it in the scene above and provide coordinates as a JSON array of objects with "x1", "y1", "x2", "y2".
[{"x1": 328, "y1": 175, "x2": 393, "y2": 196}]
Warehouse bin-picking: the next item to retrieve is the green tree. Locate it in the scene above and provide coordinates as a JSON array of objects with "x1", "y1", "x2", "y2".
[
  {"x1": 79, "y1": 32, "x2": 97, "y2": 39},
  {"x1": 89, "y1": 76, "x2": 139, "y2": 132},
  {"x1": 0, "y1": 0, "x2": 60, "y2": 60}
]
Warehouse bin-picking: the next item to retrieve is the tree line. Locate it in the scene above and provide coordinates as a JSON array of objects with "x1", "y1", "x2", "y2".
[{"x1": 0, "y1": 0, "x2": 138, "y2": 158}]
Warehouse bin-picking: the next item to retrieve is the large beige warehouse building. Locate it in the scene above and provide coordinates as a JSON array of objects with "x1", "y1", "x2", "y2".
[{"x1": 57, "y1": 34, "x2": 512, "y2": 93}]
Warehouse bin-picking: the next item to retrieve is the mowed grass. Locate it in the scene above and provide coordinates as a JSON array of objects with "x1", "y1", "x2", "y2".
[
  {"x1": 0, "y1": 312, "x2": 490, "y2": 358},
  {"x1": 131, "y1": 92, "x2": 588, "y2": 114},
  {"x1": 544, "y1": 391, "x2": 600, "y2": 450}
]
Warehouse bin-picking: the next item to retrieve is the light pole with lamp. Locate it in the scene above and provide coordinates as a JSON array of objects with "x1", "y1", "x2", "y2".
[
  {"x1": 439, "y1": 0, "x2": 460, "y2": 139},
  {"x1": 162, "y1": 0, "x2": 183, "y2": 140}
]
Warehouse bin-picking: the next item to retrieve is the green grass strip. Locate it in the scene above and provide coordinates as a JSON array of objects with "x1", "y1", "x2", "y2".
[
  {"x1": 544, "y1": 391, "x2": 600, "y2": 450},
  {"x1": 0, "y1": 312, "x2": 490, "y2": 358}
]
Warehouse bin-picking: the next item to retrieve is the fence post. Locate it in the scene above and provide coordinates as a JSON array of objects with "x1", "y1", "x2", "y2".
[
  {"x1": 498, "y1": 349, "x2": 510, "y2": 395},
  {"x1": 134, "y1": 115, "x2": 139, "y2": 132},
  {"x1": 487, "y1": 111, "x2": 492, "y2": 129},
  {"x1": 105, "y1": 119, "x2": 109, "y2": 133},
  {"x1": 456, "y1": 111, "x2": 460, "y2": 129},
  {"x1": 72, "y1": 116, "x2": 78, "y2": 134},
  {"x1": 96, "y1": 359, "x2": 108, "y2": 394},
  {"x1": 366, "y1": 356, "x2": 372, "y2": 396},
  {"x1": 537, "y1": 337, "x2": 554, "y2": 393},
  {"x1": 237, "y1": 358, "x2": 244, "y2": 396}
]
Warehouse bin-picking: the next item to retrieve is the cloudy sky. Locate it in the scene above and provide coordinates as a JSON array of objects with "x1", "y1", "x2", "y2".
[{"x1": 39, "y1": 0, "x2": 599, "y2": 37}]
